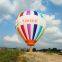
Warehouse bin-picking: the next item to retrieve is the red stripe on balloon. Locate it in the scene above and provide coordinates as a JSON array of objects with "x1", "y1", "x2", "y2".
[
  {"x1": 20, "y1": 12, "x2": 23, "y2": 16},
  {"x1": 17, "y1": 27, "x2": 26, "y2": 41},
  {"x1": 21, "y1": 25, "x2": 27, "y2": 39}
]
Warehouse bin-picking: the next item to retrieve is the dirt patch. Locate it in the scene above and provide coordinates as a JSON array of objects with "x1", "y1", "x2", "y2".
[{"x1": 18, "y1": 52, "x2": 62, "y2": 62}]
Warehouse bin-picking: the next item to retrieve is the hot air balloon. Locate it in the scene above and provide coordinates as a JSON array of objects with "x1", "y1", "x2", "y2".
[{"x1": 16, "y1": 10, "x2": 46, "y2": 51}]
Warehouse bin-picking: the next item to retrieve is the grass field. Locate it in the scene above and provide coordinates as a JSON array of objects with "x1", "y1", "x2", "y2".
[{"x1": 0, "y1": 48, "x2": 62, "y2": 62}]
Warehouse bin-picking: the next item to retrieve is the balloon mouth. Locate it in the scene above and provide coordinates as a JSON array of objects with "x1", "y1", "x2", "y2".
[{"x1": 25, "y1": 39, "x2": 36, "y2": 46}]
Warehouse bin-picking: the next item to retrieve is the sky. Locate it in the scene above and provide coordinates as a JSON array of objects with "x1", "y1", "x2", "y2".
[{"x1": 0, "y1": 0, "x2": 62, "y2": 49}]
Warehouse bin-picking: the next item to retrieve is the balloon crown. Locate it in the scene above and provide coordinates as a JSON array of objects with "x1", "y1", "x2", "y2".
[{"x1": 19, "y1": 10, "x2": 42, "y2": 17}]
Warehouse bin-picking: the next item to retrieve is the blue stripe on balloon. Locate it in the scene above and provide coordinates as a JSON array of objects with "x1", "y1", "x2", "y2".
[
  {"x1": 34, "y1": 26, "x2": 42, "y2": 40},
  {"x1": 34, "y1": 26, "x2": 39, "y2": 39},
  {"x1": 34, "y1": 11, "x2": 38, "y2": 16},
  {"x1": 32, "y1": 24, "x2": 37, "y2": 39},
  {"x1": 31, "y1": 24, "x2": 34, "y2": 40}
]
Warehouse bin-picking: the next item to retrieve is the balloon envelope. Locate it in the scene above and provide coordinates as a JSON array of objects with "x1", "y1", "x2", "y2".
[{"x1": 16, "y1": 10, "x2": 46, "y2": 46}]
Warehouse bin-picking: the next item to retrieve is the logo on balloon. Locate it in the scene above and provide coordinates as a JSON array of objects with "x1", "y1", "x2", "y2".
[{"x1": 16, "y1": 10, "x2": 46, "y2": 46}]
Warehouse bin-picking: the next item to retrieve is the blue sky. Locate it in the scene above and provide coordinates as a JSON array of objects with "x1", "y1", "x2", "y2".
[{"x1": 0, "y1": 0, "x2": 62, "y2": 49}]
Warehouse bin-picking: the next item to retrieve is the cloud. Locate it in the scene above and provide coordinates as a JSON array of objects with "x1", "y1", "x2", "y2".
[
  {"x1": 41, "y1": 14, "x2": 62, "y2": 44},
  {"x1": 3, "y1": 34, "x2": 28, "y2": 48},
  {"x1": 0, "y1": 0, "x2": 18, "y2": 23},
  {"x1": 44, "y1": 14, "x2": 61, "y2": 27},
  {"x1": 4, "y1": 34, "x2": 19, "y2": 43},
  {"x1": 54, "y1": 39, "x2": 62, "y2": 43},
  {"x1": 45, "y1": 26, "x2": 62, "y2": 43},
  {"x1": 30, "y1": 0, "x2": 46, "y2": 11},
  {"x1": 0, "y1": 0, "x2": 30, "y2": 23},
  {"x1": 0, "y1": 14, "x2": 12, "y2": 23},
  {"x1": 0, "y1": 0, "x2": 17, "y2": 14},
  {"x1": 3, "y1": 14, "x2": 12, "y2": 20},
  {"x1": 46, "y1": 27, "x2": 59, "y2": 34},
  {"x1": 50, "y1": 0, "x2": 62, "y2": 5}
]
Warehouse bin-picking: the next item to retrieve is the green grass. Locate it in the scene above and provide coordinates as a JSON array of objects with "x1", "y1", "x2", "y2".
[{"x1": 0, "y1": 48, "x2": 22, "y2": 62}]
